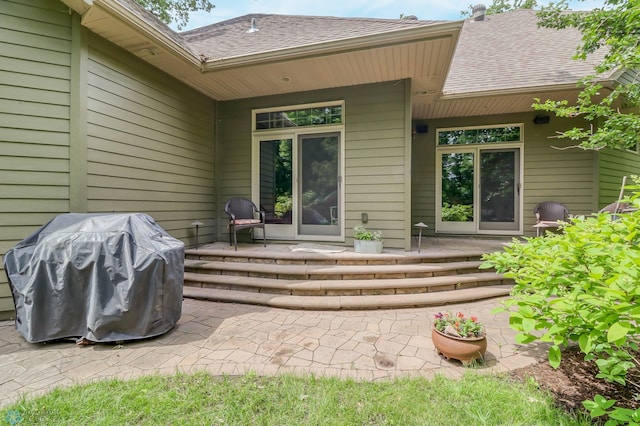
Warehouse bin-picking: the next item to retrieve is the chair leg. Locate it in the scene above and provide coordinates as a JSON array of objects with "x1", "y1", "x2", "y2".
[
  {"x1": 262, "y1": 226, "x2": 266, "y2": 247},
  {"x1": 234, "y1": 228, "x2": 239, "y2": 251}
]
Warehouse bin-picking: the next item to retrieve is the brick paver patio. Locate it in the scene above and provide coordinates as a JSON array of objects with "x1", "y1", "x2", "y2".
[{"x1": 0, "y1": 297, "x2": 551, "y2": 408}]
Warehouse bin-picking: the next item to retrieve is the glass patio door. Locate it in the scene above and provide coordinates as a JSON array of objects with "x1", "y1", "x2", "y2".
[
  {"x1": 479, "y1": 149, "x2": 520, "y2": 232},
  {"x1": 256, "y1": 132, "x2": 341, "y2": 240},
  {"x1": 258, "y1": 137, "x2": 294, "y2": 239},
  {"x1": 437, "y1": 147, "x2": 520, "y2": 234},
  {"x1": 298, "y1": 133, "x2": 340, "y2": 236}
]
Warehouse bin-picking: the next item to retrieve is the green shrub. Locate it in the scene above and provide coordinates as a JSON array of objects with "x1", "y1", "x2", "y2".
[
  {"x1": 441, "y1": 202, "x2": 473, "y2": 222},
  {"x1": 482, "y1": 178, "x2": 640, "y2": 425}
]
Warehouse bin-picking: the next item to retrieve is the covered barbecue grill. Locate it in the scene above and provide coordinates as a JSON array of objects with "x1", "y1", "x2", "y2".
[{"x1": 4, "y1": 213, "x2": 184, "y2": 343}]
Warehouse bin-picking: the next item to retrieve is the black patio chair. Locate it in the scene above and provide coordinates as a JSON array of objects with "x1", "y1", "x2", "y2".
[
  {"x1": 224, "y1": 197, "x2": 266, "y2": 251},
  {"x1": 532, "y1": 201, "x2": 569, "y2": 237}
]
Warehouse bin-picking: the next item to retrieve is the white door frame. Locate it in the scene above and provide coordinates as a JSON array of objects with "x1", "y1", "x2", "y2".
[
  {"x1": 251, "y1": 126, "x2": 345, "y2": 242},
  {"x1": 435, "y1": 143, "x2": 524, "y2": 235}
]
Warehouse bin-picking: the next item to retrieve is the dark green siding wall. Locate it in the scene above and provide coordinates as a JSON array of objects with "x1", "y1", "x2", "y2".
[
  {"x1": 86, "y1": 35, "x2": 216, "y2": 245},
  {"x1": 598, "y1": 149, "x2": 640, "y2": 207},
  {"x1": 0, "y1": 0, "x2": 216, "y2": 319},
  {"x1": 0, "y1": 0, "x2": 73, "y2": 319},
  {"x1": 218, "y1": 81, "x2": 410, "y2": 248},
  {"x1": 412, "y1": 113, "x2": 598, "y2": 237}
]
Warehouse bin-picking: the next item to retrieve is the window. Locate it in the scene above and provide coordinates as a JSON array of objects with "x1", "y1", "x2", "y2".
[
  {"x1": 438, "y1": 125, "x2": 521, "y2": 146},
  {"x1": 255, "y1": 104, "x2": 342, "y2": 130},
  {"x1": 436, "y1": 124, "x2": 524, "y2": 235}
]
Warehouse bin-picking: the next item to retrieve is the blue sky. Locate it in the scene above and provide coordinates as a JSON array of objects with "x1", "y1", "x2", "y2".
[{"x1": 174, "y1": 0, "x2": 607, "y2": 32}]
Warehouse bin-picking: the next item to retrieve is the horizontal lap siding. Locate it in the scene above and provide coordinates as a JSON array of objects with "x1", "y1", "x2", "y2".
[
  {"x1": 524, "y1": 118, "x2": 597, "y2": 231},
  {"x1": 346, "y1": 84, "x2": 408, "y2": 248},
  {"x1": 598, "y1": 149, "x2": 640, "y2": 207},
  {"x1": 87, "y1": 36, "x2": 216, "y2": 247},
  {"x1": 0, "y1": 0, "x2": 72, "y2": 318},
  {"x1": 412, "y1": 113, "x2": 597, "y2": 237},
  {"x1": 219, "y1": 81, "x2": 409, "y2": 248}
]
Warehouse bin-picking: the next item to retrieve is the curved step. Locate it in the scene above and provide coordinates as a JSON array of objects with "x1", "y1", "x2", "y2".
[
  {"x1": 182, "y1": 285, "x2": 513, "y2": 310},
  {"x1": 185, "y1": 247, "x2": 487, "y2": 265},
  {"x1": 184, "y1": 271, "x2": 511, "y2": 296},
  {"x1": 184, "y1": 259, "x2": 485, "y2": 280}
]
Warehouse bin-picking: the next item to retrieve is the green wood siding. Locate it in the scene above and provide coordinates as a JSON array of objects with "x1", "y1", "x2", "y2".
[
  {"x1": 598, "y1": 148, "x2": 640, "y2": 208},
  {"x1": 0, "y1": 2, "x2": 217, "y2": 319},
  {"x1": 0, "y1": 0, "x2": 73, "y2": 319},
  {"x1": 412, "y1": 113, "x2": 598, "y2": 237},
  {"x1": 219, "y1": 81, "x2": 410, "y2": 248},
  {"x1": 86, "y1": 35, "x2": 216, "y2": 245}
]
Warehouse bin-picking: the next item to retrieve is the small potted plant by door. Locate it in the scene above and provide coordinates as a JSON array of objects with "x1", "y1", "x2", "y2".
[
  {"x1": 353, "y1": 225, "x2": 383, "y2": 254},
  {"x1": 432, "y1": 311, "x2": 487, "y2": 366}
]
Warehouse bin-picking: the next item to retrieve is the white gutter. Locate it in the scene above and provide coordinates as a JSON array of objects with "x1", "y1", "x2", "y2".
[{"x1": 440, "y1": 80, "x2": 617, "y2": 100}]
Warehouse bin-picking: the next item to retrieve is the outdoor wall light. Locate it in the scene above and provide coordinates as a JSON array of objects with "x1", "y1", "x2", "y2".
[
  {"x1": 415, "y1": 124, "x2": 429, "y2": 133},
  {"x1": 533, "y1": 115, "x2": 550, "y2": 125}
]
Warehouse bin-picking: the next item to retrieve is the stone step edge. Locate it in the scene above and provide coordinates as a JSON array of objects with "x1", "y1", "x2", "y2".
[
  {"x1": 183, "y1": 271, "x2": 509, "y2": 293},
  {"x1": 182, "y1": 285, "x2": 513, "y2": 310},
  {"x1": 185, "y1": 248, "x2": 486, "y2": 264},
  {"x1": 184, "y1": 259, "x2": 486, "y2": 278}
]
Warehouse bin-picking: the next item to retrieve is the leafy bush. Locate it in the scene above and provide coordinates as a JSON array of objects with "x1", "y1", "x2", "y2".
[
  {"x1": 482, "y1": 178, "x2": 640, "y2": 425},
  {"x1": 274, "y1": 195, "x2": 292, "y2": 218},
  {"x1": 441, "y1": 202, "x2": 473, "y2": 222}
]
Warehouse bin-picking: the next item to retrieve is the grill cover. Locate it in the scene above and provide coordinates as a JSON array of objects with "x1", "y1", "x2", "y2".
[{"x1": 4, "y1": 213, "x2": 184, "y2": 343}]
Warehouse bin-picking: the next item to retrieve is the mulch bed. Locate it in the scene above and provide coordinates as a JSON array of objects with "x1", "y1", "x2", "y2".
[{"x1": 509, "y1": 346, "x2": 639, "y2": 420}]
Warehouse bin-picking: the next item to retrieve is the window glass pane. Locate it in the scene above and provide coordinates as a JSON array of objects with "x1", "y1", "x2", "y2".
[
  {"x1": 269, "y1": 112, "x2": 283, "y2": 129},
  {"x1": 480, "y1": 150, "x2": 515, "y2": 223},
  {"x1": 256, "y1": 113, "x2": 269, "y2": 130},
  {"x1": 254, "y1": 104, "x2": 342, "y2": 130},
  {"x1": 300, "y1": 135, "x2": 339, "y2": 226},
  {"x1": 441, "y1": 152, "x2": 474, "y2": 222},
  {"x1": 260, "y1": 139, "x2": 292, "y2": 224},
  {"x1": 438, "y1": 126, "x2": 522, "y2": 145},
  {"x1": 283, "y1": 111, "x2": 298, "y2": 127}
]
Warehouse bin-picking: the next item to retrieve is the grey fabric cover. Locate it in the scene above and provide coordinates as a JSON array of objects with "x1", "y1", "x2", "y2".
[{"x1": 4, "y1": 213, "x2": 184, "y2": 343}]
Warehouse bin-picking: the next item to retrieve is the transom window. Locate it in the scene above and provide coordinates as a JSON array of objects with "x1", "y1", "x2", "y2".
[
  {"x1": 255, "y1": 103, "x2": 343, "y2": 131},
  {"x1": 438, "y1": 125, "x2": 522, "y2": 145}
]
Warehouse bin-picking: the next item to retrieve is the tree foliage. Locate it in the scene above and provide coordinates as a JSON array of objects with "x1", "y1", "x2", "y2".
[
  {"x1": 483, "y1": 177, "x2": 640, "y2": 424},
  {"x1": 534, "y1": 0, "x2": 640, "y2": 150},
  {"x1": 135, "y1": 0, "x2": 214, "y2": 30},
  {"x1": 461, "y1": 0, "x2": 539, "y2": 17}
]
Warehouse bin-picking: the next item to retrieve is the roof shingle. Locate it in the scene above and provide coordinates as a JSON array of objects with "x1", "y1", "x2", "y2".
[
  {"x1": 443, "y1": 9, "x2": 608, "y2": 95},
  {"x1": 181, "y1": 14, "x2": 443, "y2": 60}
]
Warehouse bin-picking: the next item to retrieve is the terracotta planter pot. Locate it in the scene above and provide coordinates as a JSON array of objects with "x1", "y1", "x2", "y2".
[{"x1": 432, "y1": 327, "x2": 487, "y2": 365}]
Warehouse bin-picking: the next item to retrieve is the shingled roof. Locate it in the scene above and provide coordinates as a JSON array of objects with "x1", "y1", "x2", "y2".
[
  {"x1": 443, "y1": 9, "x2": 609, "y2": 96},
  {"x1": 181, "y1": 14, "x2": 444, "y2": 60}
]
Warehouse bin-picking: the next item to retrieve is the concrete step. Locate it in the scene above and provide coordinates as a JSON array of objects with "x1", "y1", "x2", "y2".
[
  {"x1": 182, "y1": 285, "x2": 513, "y2": 310},
  {"x1": 185, "y1": 247, "x2": 485, "y2": 265},
  {"x1": 183, "y1": 271, "x2": 511, "y2": 296},
  {"x1": 183, "y1": 258, "x2": 486, "y2": 280}
]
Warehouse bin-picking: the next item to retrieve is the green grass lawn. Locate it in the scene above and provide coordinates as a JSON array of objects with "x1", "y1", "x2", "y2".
[{"x1": 1, "y1": 372, "x2": 589, "y2": 425}]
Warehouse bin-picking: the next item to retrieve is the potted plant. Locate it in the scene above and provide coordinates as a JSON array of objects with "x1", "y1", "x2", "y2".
[
  {"x1": 353, "y1": 225, "x2": 383, "y2": 254},
  {"x1": 432, "y1": 311, "x2": 487, "y2": 365}
]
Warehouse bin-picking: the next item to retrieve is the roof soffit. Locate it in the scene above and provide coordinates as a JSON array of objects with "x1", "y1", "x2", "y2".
[{"x1": 67, "y1": 0, "x2": 463, "y2": 104}]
